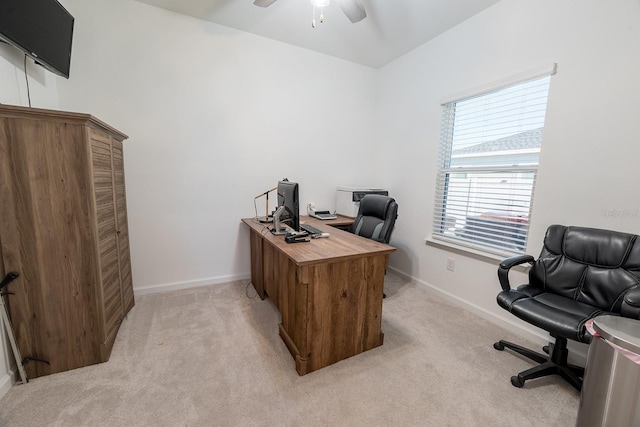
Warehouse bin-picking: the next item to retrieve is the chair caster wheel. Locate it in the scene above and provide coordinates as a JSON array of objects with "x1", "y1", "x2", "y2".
[
  {"x1": 493, "y1": 342, "x2": 505, "y2": 351},
  {"x1": 511, "y1": 376, "x2": 525, "y2": 388}
]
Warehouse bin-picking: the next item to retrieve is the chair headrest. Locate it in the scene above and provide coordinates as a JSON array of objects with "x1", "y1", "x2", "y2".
[
  {"x1": 361, "y1": 194, "x2": 396, "y2": 219},
  {"x1": 545, "y1": 225, "x2": 639, "y2": 267}
]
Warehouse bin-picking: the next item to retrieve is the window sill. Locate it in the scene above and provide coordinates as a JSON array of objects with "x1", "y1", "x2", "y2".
[{"x1": 424, "y1": 236, "x2": 530, "y2": 271}]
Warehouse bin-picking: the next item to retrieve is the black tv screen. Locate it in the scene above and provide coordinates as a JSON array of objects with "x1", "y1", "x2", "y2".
[{"x1": 0, "y1": 0, "x2": 74, "y2": 78}]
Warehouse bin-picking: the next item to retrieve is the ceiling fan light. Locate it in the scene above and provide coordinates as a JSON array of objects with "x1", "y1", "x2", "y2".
[{"x1": 310, "y1": 0, "x2": 330, "y2": 7}]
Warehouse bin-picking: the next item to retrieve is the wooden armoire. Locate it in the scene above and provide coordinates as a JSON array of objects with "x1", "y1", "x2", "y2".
[{"x1": 0, "y1": 105, "x2": 134, "y2": 379}]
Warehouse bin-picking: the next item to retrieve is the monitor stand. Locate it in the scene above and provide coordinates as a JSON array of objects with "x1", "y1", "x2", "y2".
[{"x1": 271, "y1": 206, "x2": 289, "y2": 235}]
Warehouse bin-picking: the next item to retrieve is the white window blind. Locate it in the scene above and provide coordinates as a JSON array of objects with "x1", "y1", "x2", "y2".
[{"x1": 432, "y1": 71, "x2": 553, "y2": 256}]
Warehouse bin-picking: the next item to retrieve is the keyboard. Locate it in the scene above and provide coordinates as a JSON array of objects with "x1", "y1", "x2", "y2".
[{"x1": 300, "y1": 224, "x2": 324, "y2": 236}]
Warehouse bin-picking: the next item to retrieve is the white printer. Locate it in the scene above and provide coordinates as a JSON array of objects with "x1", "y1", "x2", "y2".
[{"x1": 336, "y1": 186, "x2": 389, "y2": 218}]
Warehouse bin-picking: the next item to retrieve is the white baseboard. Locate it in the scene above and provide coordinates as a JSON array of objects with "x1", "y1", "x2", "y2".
[
  {"x1": 386, "y1": 265, "x2": 589, "y2": 364},
  {"x1": 0, "y1": 370, "x2": 15, "y2": 400},
  {"x1": 133, "y1": 273, "x2": 251, "y2": 297}
]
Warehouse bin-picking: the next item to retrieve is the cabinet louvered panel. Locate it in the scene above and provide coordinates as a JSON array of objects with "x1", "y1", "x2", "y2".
[
  {"x1": 103, "y1": 264, "x2": 123, "y2": 336},
  {"x1": 100, "y1": 235, "x2": 122, "y2": 337},
  {"x1": 112, "y1": 141, "x2": 134, "y2": 312},
  {"x1": 91, "y1": 132, "x2": 125, "y2": 345}
]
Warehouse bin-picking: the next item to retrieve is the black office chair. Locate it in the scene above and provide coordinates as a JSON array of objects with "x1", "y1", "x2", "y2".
[
  {"x1": 350, "y1": 194, "x2": 398, "y2": 298},
  {"x1": 494, "y1": 224, "x2": 640, "y2": 391},
  {"x1": 350, "y1": 194, "x2": 398, "y2": 244}
]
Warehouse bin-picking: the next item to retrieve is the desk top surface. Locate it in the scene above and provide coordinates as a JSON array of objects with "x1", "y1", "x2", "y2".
[{"x1": 241, "y1": 215, "x2": 396, "y2": 266}]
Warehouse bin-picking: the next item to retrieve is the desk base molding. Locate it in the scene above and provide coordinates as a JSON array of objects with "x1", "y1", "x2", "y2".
[{"x1": 279, "y1": 324, "x2": 308, "y2": 375}]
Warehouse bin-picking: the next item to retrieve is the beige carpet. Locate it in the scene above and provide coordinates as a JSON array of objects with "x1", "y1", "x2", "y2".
[{"x1": 0, "y1": 274, "x2": 579, "y2": 426}]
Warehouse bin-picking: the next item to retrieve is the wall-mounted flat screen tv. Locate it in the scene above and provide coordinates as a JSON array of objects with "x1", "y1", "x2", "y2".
[{"x1": 0, "y1": 0, "x2": 74, "y2": 78}]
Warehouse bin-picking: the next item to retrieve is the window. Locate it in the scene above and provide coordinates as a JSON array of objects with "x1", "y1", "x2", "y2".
[{"x1": 432, "y1": 67, "x2": 555, "y2": 256}]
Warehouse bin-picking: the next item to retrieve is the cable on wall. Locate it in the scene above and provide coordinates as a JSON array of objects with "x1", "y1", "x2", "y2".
[{"x1": 23, "y1": 54, "x2": 31, "y2": 108}]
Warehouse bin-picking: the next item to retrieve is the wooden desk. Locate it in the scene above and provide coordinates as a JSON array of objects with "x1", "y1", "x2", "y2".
[{"x1": 241, "y1": 215, "x2": 396, "y2": 375}]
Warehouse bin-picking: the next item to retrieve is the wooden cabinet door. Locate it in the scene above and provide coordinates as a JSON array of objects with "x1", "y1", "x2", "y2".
[
  {"x1": 112, "y1": 140, "x2": 134, "y2": 313},
  {"x1": 90, "y1": 130, "x2": 124, "y2": 351}
]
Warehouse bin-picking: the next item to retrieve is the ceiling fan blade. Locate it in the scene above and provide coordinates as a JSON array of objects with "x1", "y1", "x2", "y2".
[
  {"x1": 253, "y1": 0, "x2": 278, "y2": 7},
  {"x1": 334, "y1": 0, "x2": 367, "y2": 23}
]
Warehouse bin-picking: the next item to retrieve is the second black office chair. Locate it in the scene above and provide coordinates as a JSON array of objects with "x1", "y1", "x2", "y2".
[
  {"x1": 350, "y1": 194, "x2": 398, "y2": 298},
  {"x1": 494, "y1": 224, "x2": 640, "y2": 390}
]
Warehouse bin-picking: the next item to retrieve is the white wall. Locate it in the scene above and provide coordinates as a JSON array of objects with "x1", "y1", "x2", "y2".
[
  {"x1": 377, "y1": 0, "x2": 640, "y2": 343},
  {"x1": 55, "y1": 0, "x2": 380, "y2": 293},
  {"x1": 0, "y1": 42, "x2": 62, "y2": 108}
]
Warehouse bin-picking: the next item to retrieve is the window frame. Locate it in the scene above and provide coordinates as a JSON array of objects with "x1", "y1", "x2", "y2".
[{"x1": 431, "y1": 64, "x2": 557, "y2": 257}]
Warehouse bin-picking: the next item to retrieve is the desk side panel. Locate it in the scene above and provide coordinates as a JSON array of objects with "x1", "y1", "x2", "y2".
[
  {"x1": 303, "y1": 255, "x2": 386, "y2": 374},
  {"x1": 249, "y1": 229, "x2": 265, "y2": 299},
  {"x1": 263, "y1": 243, "x2": 288, "y2": 310},
  {"x1": 278, "y1": 262, "x2": 309, "y2": 374}
]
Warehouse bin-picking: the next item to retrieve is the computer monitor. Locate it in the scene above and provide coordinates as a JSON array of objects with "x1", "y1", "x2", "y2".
[{"x1": 272, "y1": 180, "x2": 299, "y2": 234}]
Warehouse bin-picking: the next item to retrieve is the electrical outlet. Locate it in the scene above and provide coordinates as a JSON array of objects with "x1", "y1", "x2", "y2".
[{"x1": 446, "y1": 257, "x2": 455, "y2": 272}]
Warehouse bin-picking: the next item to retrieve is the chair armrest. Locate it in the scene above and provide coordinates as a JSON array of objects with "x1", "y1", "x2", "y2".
[
  {"x1": 621, "y1": 286, "x2": 640, "y2": 319},
  {"x1": 497, "y1": 255, "x2": 535, "y2": 291}
]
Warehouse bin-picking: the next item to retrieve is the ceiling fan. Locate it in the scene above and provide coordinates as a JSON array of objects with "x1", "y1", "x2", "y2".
[{"x1": 253, "y1": 0, "x2": 367, "y2": 26}]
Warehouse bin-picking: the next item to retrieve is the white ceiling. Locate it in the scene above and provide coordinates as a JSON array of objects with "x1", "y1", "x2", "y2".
[{"x1": 135, "y1": 0, "x2": 500, "y2": 68}]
